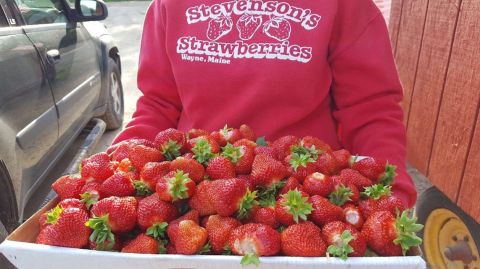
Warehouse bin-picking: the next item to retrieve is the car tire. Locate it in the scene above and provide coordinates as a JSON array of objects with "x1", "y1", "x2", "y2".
[
  {"x1": 101, "y1": 58, "x2": 124, "y2": 130},
  {"x1": 0, "y1": 220, "x2": 7, "y2": 242}
]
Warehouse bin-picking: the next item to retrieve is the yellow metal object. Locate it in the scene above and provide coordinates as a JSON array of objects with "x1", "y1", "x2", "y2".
[{"x1": 424, "y1": 208, "x2": 480, "y2": 269}]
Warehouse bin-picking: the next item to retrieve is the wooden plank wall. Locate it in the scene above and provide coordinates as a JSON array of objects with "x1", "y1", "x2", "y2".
[{"x1": 390, "y1": 0, "x2": 480, "y2": 222}]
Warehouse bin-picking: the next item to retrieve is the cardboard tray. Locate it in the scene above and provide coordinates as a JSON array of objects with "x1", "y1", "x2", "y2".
[{"x1": 0, "y1": 198, "x2": 426, "y2": 269}]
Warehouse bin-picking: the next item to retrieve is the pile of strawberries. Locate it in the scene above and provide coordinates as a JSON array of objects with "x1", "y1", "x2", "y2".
[{"x1": 37, "y1": 124, "x2": 423, "y2": 266}]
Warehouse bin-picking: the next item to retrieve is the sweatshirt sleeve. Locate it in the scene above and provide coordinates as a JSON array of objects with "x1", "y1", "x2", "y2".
[
  {"x1": 112, "y1": 0, "x2": 181, "y2": 144},
  {"x1": 329, "y1": 1, "x2": 417, "y2": 207}
]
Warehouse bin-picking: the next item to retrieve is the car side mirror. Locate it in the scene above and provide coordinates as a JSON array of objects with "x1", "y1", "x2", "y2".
[{"x1": 74, "y1": 0, "x2": 108, "y2": 21}]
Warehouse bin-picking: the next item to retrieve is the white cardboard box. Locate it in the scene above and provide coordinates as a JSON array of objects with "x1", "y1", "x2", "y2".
[{"x1": 0, "y1": 199, "x2": 426, "y2": 269}]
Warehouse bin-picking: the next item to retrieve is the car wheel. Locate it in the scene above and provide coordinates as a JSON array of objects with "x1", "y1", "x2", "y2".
[
  {"x1": 101, "y1": 58, "x2": 124, "y2": 130},
  {"x1": 0, "y1": 220, "x2": 7, "y2": 242}
]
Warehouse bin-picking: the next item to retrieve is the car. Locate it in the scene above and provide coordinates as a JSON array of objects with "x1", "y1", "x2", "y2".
[{"x1": 0, "y1": 0, "x2": 124, "y2": 241}]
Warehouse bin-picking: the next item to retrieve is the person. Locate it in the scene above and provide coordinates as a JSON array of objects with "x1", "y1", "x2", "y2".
[{"x1": 112, "y1": 0, "x2": 417, "y2": 208}]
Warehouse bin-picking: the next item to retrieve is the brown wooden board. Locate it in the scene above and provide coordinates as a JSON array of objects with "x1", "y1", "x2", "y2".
[
  {"x1": 427, "y1": 0, "x2": 480, "y2": 203},
  {"x1": 388, "y1": 0, "x2": 404, "y2": 53},
  {"x1": 405, "y1": 0, "x2": 460, "y2": 173},
  {"x1": 393, "y1": 0, "x2": 429, "y2": 124}
]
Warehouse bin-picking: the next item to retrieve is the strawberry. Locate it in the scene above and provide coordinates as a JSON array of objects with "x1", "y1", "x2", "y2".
[
  {"x1": 275, "y1": 189, "x2": 313, "y2": 226},
  {"x1": 121, "y1": 233, "x2": 161, "y2": 254},
  {"x1": 206, "y1": 156, "x2": 236, "y2": 180},
  {"x1": 79, "y1": 180, "x2": 102, "y2": 208},
  {"x1": 39, "y1": 200, "x2": 86, "y2": 230},
  {"x1": 271, "y1": 135, "x2": 299, "y2": 161},
  {"x1": 170, "y1": 220, "x2": 208, "y2": 255},
  {"x1": 224, "y1": 142, "x2": 256, "y2": 174},
  {"x1": 189, "y1": 135, "x2": 220, "y2": 165},
  {"x1": 281, "y1": 221, "x2": 326, "y2": 257},
  {"x1": 36, "y1": 206, "x2": 90, "y2": 248},
  {"x1": 338, "y1": 169, "x2": 373, "y2": 190},
  {"x1": 100, "y1": 172, "x2": 135, "y2": 198},
  {"x1": 351, "y1": 157, "x2": 397, "y2": 185},
  {"x1": 343, "y1": 204, "x2": 364, "y2": 230},
  {"x1": 80, "y1": 153, "x2": 114, "y2": 181},
  {"x1": 207, "y1": 178, "x2": 257, "y2": 219},
  {"x1": 315, "y1": 151, "x2": 340, "y2": 175},
  {"x1": 156, "y1": 170, "x2": 196, "y2": 202},
  {"x1": 237, "y1": 14, "x2": 263, "y2": 40},
  {"x1": 207, "y1": 16, "x2": 233, "y2": 41},
  {"x1": 362, "y1": 210, "x2": 423, "y2": 256},
  {"x1": 322, "y1": 221, "x2": 367, "y2": 259},
  {"x1": 89, "y1": 234, "x2": 121, "y2": 251},
  {"x1": 188, "y1": 181, "x2": 217, "y2": 216},
  {"x1": 166, "y1": 243, "x2": 177, "y2": 254},
  {"x1": 210, "y1": 131, "x2": 227, "y2": 147},
  {"x1": 154, "y1": 128, "x2": 187, "y2": 161},
  {"x1": 136, "y1": 161, "x2": 170, "y2": 195},
  {"x1": 254, "y1": 146, "x2": 277, "y2": 160},
  {"x1": 213, "y1": 125, "x2": 243, "y2": 145},
  {"x1": 187, "y1": 128, "x2": 209, "y2": 139},
  {"x1": 250, "y1": 205, "x2": 279, "y2": 229},
  {"x1": 328, "y1": 183, "x2": 359, "y2": 206},
  {"x1": 228, "y1": 223, "x2": 281, "y2": 266},
  {"x1": 166, "y1": 210, "x2": 200, "y2": 241},
  {"x1": 359, "y1": 184, "x2": 405, "y2": 219},
  {"x1": 251, "y1": 154, "x2": 288, "y2": 187},
  {"x1": 302, "y1": 172, "x2": 334, "y2": 197},
  {"x1": 52, "y1": 174, "x2": 85, "y2": 200},
  {"x1": 116, "y1": 158, "x2": 136, "y2": 173},
  {"x1": 137, "y1": 193, "x2": 178, "y2": 239},
  {"x1": 170, "y1": 157, "x2": 205, "y2": 183},
  {"x1": 310, "y1": 195, "x2": 344, "y2": 227},
  {"x1": 239, "y1": 124, "x2": 256, "y2": 141},
  {"x1": 332, "y1": 149, "x2": 352, "y2": 170},
  {"x1": 205, "y1": 215, "x2": 241, "y2": 254},
  {"x1": 301, "y1": 136, "x2": 331, "y2": 153},
  {"x1": 128, "y1": 145, "x2": 164, "y2": 171},
  {"x1": 263, "y1": 16, "x2": 291, "y2": 41},
  {"x1": 285, "y1": 153, "x2": 318, "y2": 182},
  {"x1": 109, "y1": 141, "x2": 130, "y2": 162},
  {"x1": 58, "y1": 198, "x2": 87, "y2": 211},
  {"x1": 87, "y1": 196, "x2": 137, "y2": 250},
  {"x1": 278, "y1": 177, "x2": 304, "y2": 197}
]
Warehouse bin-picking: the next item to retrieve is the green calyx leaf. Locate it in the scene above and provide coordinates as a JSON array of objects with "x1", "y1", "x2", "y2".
[
  {"x1": 168, "y1": 170, "x2": 192, "y2": 201},
  {"x1": 46, "y1": 205, "x2": 63, "y2": 225},
  {"x1": 158, "y1": 243, "x2": 167, "y2": 254},
  {"x1": 363, "y1": 184, "x2": 391, "y2": 200},
  {"x1": 327, "y1": 230, "x2": 354, "y2": 261},
  {"x1": 222, "y1": 245, "x2": 233, "y2": 255},
  {"x1": 220, "y1": 124, "x2": 232, "y2": 137},
  {"x1": 393, "y1": 210, "x2": 424, "y2": 255},
  {"x1": 222, "y1": 143, "x2": 244, "y2": 164},
  {"x1": 80, "y1": 192, "x2": 98, "y2": 209},
  {"x1": 197, "y1": 243, "x2": 211, "y2": 254},
  {"x1": 276, "y1": 226, "x2": 286, "y2": 233},
  {"x1": 281, "y1": 189, "x2": 313, "y2": 223},
  {"x1": 240, "y1": 253, "x2": 260, "y2": 267},
  {"x1": 237, "y1": 190, "x2": 258, "y2": 220},
  {"x1": 380, "y1": 164, "x2": 397, "y2": 186},
  {"x1": 329, "y1": 184, "x2": 353, "y2": 206},
  {"x1": 161, "y1": 139, "x2": 182, "y2": 161},
  {"x1": 255, "y1": 137, "x2": 267, "y2": 146},
  {"x1": 146, "y1": 222, "x2": 168, "y2": 241},
  {"x1": 133, "y1": 180, "x2": 153, "y2": 196},
  {"x1": 192, "y1": 138, "x2": 215, "y2": 165},
  {"x1": 258, "y1": 180, "x2": 286, "y2": 207},
  {"x1": 85, "y1": 215, "x2": 115, "y2": 251},
  {"x1": 289, "y1": 152, "x2": 316, "y2": 171},
  {"x1": 290, "y1": 141, "x2": 320, "y2": 160}
]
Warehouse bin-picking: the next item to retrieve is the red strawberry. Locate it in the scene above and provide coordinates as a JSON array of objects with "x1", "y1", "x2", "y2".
[
  {"x1": 52, "y1": 174, "x2": 85, "y2": 200},
  {"x1": 189, "y1": 135, "x2": 220, "y2": 165},
  {"x1": 228, "y1": 223, "x2": 281, "y2": 266},
  {"x1": 116, "y1": 158, "x2": 136, "y2": 173},
  {"x1": 166, "y1": 243, "x2": 177, "y2": 254},
  {"x1": 301, "y1": 136, "x2": 331, "y2": 152},
  {"x1": 332, "y1": 149, "x2": 352, "y2": 170},
  {"x1": 310, "y1": 195, "x2": 344, "y2": 227},
  {"x1": 251, "y1": 154, "x2": 288, "y2": 187},
  {"x1": 285, "y1": 153, "x2": 318, "y2": 182},
  {"x1": 322, "y1": 221, "x2": 367, "y2": 259},
  {"x1": 303, "y1": 172, "x2": 334, "y2": 197},
  {"x1": 136, "y1": 161, "x2": 170, "y2": 195},
  {"x1": 58, "y1": 198, "x2": 87, "y2": 211},
  {"x1": 109, "y1": 141, "x2": 130, "y2": 162},
  {"x1": 237, "y1": 14, "x2": 263, "y2": 40},
  {"x1": 80, "y1": 153, "x2": 114, "y2": 181},
  {"x1": 187, "y1": 128, "x2": 209, "y2": 139},
  {"x1": 338, "y1": 169, "x2": 373, "y2": 190},
  {"x1": 35, "y1": 206, "x2": 90, "y2": 248},
  {"x1": 79, "y1": 180, "x2": 102, "y2": 208},
  {"x1": 207, "y1": 178, "x2": 257, "y2": 219},
  {"x1": 205, "y1": 215, "x2": 241, "y2": 254},
  {"x1": 275, "y1": 189, "x2": 313, "y2": 226},
  {"x1": 225, "y1": 141, "x2": 256, "y2": 174},
  {"x1": 250, "y1": 205, "x2": 279, "y2": 229},
  {"x1": 89, "y1": 234, "x2": 121, "y2": 251},
  {"x1": 207, "y1": 15, "x2": 233, "y2": 41},
  {"x1": 278, "y1": 177, "x2": 303, "y2": 197},
  {"x1": 329, "y1": 183, "x2": 360, "y2": 206},
  {"x1": 166, "y1": 210, "x2": 200, "y2": 241},
  {"x1": 281, "y1": 221, "x2": 326, "y2": 257},
  {"x1": 206, "y1": 156, "x2": 236, "y2": 180},
  {"x1": 343, "y1": 204, "x2": 364, "y2": 230},
  {"x1": 121, "y1": 233, "x2": 161, "y2": 254},
  {"x1": 100, "y1": 172, "x2": 135, "y2": 198},
  {"x1": 271, "y1": 135, "x2": 299, "y2": 161},
  {"x1": 137, "y1": 193, "x2": 178, "y2": 239},
  {"x1": 263, "y1": 17, "x2": 291, "y2": 41},
  {"x1": 362, "y1": 210, "x2": 423, "y2": 256},
  {"x1": 128, "y1": 145, "x2": 164, "y2": 171},
  {"x1": 254, "y1": 146, "x2": 277, "y2": 160},
  {"x1": 351, "y1": 157, "x2": 397, "y2": 185},
  {"x1": 154, "y1": 128, "x2": 187, "y2": 161},
  {"x1": 156, "y1": 170, "x2": 196, "y2": 202},
  {"x1": 359, "y1": 184, "x2": 405, "y2": 219},
  {"x1": 315, "y1": 151, "x2": 340, "y2": 175},
  {"x1": 39, "y1": 200, "x2": 86, "y2": 230},
  {"x1": 170, "y1": 157, "x2": 205, "y2": 183},
  {"x1": 210, "y1": 131, "x2": 227, "y2": 147},
  {"x1": 87, "y1": 196, "x2": 137, "y2": 250},
  {"x1": 239, "y1": 124, "x2": 256, "y2": 141},
  {"x1": 188, "y1": 181, "x2": 217, "y2": 216},
  {"x1": 170, "y1": 220, "x2": 208, "y2": 255}
]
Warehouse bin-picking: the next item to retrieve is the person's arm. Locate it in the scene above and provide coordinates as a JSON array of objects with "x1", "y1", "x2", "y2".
[
  {"x1": 329, "y1": 0, "x2": 416, "y2": 207},
  {"x1": 112, "y1": 0, "x2": 181, "y2": 144}
]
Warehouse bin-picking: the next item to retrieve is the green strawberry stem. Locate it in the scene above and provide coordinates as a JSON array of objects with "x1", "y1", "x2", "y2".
[
  {"x1": 168, "y1": 170, "x2": 192, "y2": 201},
  {"x1": 380, "y1": 164, "x2": 397, "y2": 186},
  {"x1": 281, "y1": 190, "x2": 313, "y2": 223},
  {"x1": 158, "y1": 244, "x2": 167, "y2": 254},
  {"x1": 258, "y1": 180, "x2": 286, "y2": 207},
  {"x1": 161, "y1": 139, "x2": 182, "y2": 161},
  {"x1": 222, "y1": 143, "x2": 244, "y2": 164},
  {"x1": 86, "y1": 215, "x2": 115, "y2": 251},
  {"x1": 197, "y1": 243, "x2": 211, "y2": 254},
  {"x1": 237, "y1": 190, "x2": 258, "y2": 219},
  {"x1": 146, "y1": 222, "x2": 168, "y2": 241},
  {"x1": 80, "y1": 192, "x2": 98, "y2": 209},
  {"x1": 394, "y1": 210, "x2": 424, "y2": 255},
  {"x1": 220, "y1": 124, "x2": 232, "y2": 137},
  {"x1": 255, "y1": 137, "x2": 267, "y2": 146},
  {"x1": 46, "y1": 205, "x2": 63, "y2": 225},
  {"x1": 222, "y1": 245, "x2": 233, "y2": 255},
  {"x1": 289, "y1": 152, "x2": 315, "y2": 171},
  {"x1": 327, "y1": 230, "x2": 354, "y2": 261},
  {"x1": 363, "y1": 184, "x2": 392, "y2": 200},
  {"x1": 133, "y1": 180, "x2": 153, "y2": 196},
  {"x1": 329, "y1": 185, "x2": 353, "y2": 206},
  {"x1": 290, "y1": 142, "x2": 320, "y2": 160},
  {"x1": 192, "y1": 138, "x2": 215, "y2": 165},
  {"x1": 240, "y1": 253, "x2": 260, "y2": 267}
]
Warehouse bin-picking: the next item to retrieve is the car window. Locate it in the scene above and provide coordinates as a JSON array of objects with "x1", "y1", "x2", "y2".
[{"x1": 15, "y1": 0, "x2": 68, "y2": 25}]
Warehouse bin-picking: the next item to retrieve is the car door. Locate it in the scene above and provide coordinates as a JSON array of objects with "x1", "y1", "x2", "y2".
[{"x1": 12, "y1": 0, "x2": 102, "y2": 141}]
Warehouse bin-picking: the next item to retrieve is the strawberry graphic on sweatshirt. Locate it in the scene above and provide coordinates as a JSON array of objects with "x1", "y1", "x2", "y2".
[
  {"x1": 236, "y1": 14, "x2": 263, "y2": 40},
  {"x1": 263, "y1": 17, "x2": 291, "y2": 41},
  {"x1": 207, "y1": 15, "x2": 233, "y2": 41}
]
